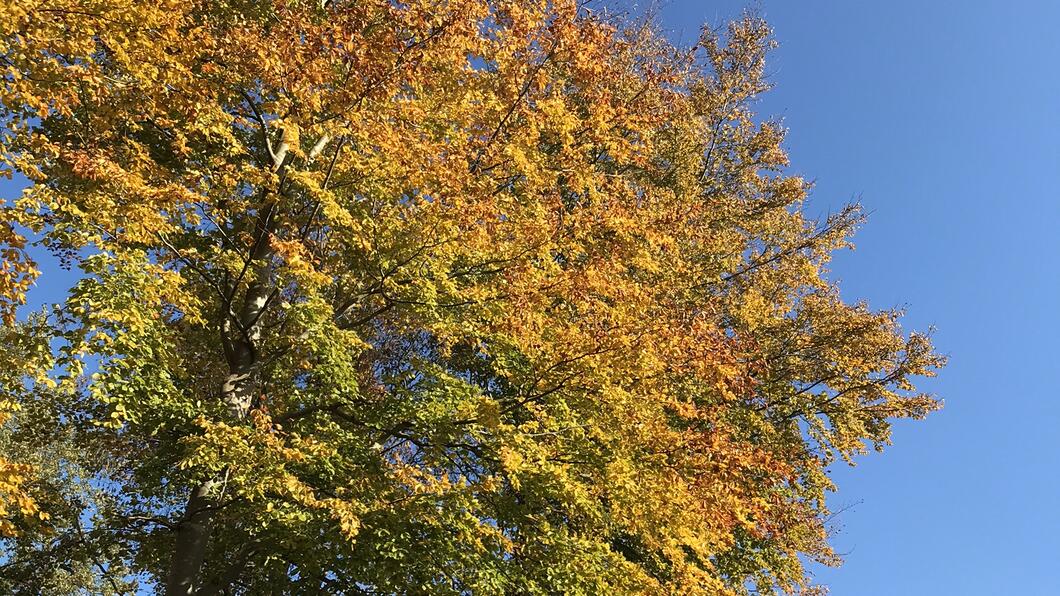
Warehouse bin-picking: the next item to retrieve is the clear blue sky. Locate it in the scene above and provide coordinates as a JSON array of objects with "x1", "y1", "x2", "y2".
[
  {"x1": 3, "y1": 2, "x2": 1056, "y2": 594},
  {"x1": 654, "y1": 1, "x2": 1060, "y2": 594}
]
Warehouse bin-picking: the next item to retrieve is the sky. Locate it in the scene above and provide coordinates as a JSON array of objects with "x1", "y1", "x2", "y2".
[
  {"x1": 2, "y1": 2, "x2": 1057, "y2": 594},
  {"x1": 651, "y1": 1, "x2": 1060, "y2": 594}
]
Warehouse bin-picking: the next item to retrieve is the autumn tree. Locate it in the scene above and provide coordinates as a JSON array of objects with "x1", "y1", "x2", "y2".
[{"x1": 0, "y1": 1, "x2": 942, "y2": 594}]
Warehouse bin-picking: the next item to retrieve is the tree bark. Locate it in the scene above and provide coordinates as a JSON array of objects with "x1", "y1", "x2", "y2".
[
  {"x1": 165, "y1": 220, "x2": 273, "y2": 594},
  {"x1": 165, "y1": 481, "x2": 217, "y2": 595},
  {"x1": 165, "y1": 133, "x2": 328, "y2": 593}
]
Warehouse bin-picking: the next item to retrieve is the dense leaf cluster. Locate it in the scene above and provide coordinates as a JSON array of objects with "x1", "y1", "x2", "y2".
[{"x1": 0, "y1": 1, "x2": 942, "y2": 594}]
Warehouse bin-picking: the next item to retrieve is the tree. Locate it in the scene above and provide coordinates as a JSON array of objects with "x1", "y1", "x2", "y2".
[{"x1": 0, "y1": 1, "x2": 943, "y2": 594}]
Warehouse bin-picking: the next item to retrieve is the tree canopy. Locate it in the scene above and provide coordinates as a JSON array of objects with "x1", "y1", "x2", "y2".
[{"x1": 0, "y1": 1, "x2": 943, "y2": 594}]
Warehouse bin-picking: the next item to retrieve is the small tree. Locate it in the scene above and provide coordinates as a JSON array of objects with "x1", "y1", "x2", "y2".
[{"x1": 0, "y1": 1, "x2": 942, "y2": 594}]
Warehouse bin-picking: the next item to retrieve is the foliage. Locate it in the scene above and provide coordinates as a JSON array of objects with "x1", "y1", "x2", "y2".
[{"x1": 0, "y1": 1, "x2": 943, "y2": 594}]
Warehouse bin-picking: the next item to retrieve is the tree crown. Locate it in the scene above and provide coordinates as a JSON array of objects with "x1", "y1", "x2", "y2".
[{"x1": 0, "y1": 1, "x2": 942, "y2": 594}]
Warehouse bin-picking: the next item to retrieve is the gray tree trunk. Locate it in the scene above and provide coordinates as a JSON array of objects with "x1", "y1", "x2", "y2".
[{"x1": 165, "y1": 212, "x2": 275, "y2": 594}]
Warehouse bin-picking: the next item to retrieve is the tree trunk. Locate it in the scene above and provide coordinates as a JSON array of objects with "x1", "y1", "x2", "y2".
[
  {"x1": 164, "y1": 138, "x2": 321, "y2": 594},
  {"x1": 165, "y1": 481, "x2": 217, "y2": 595},
  {"x1": 165, "y1": 263, "x2": 272, "y2": 594}
]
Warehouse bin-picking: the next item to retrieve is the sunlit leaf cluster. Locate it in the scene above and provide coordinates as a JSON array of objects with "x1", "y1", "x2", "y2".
[{"x1": 0, "y1": 1, "x2": 942, "y2": 594}]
